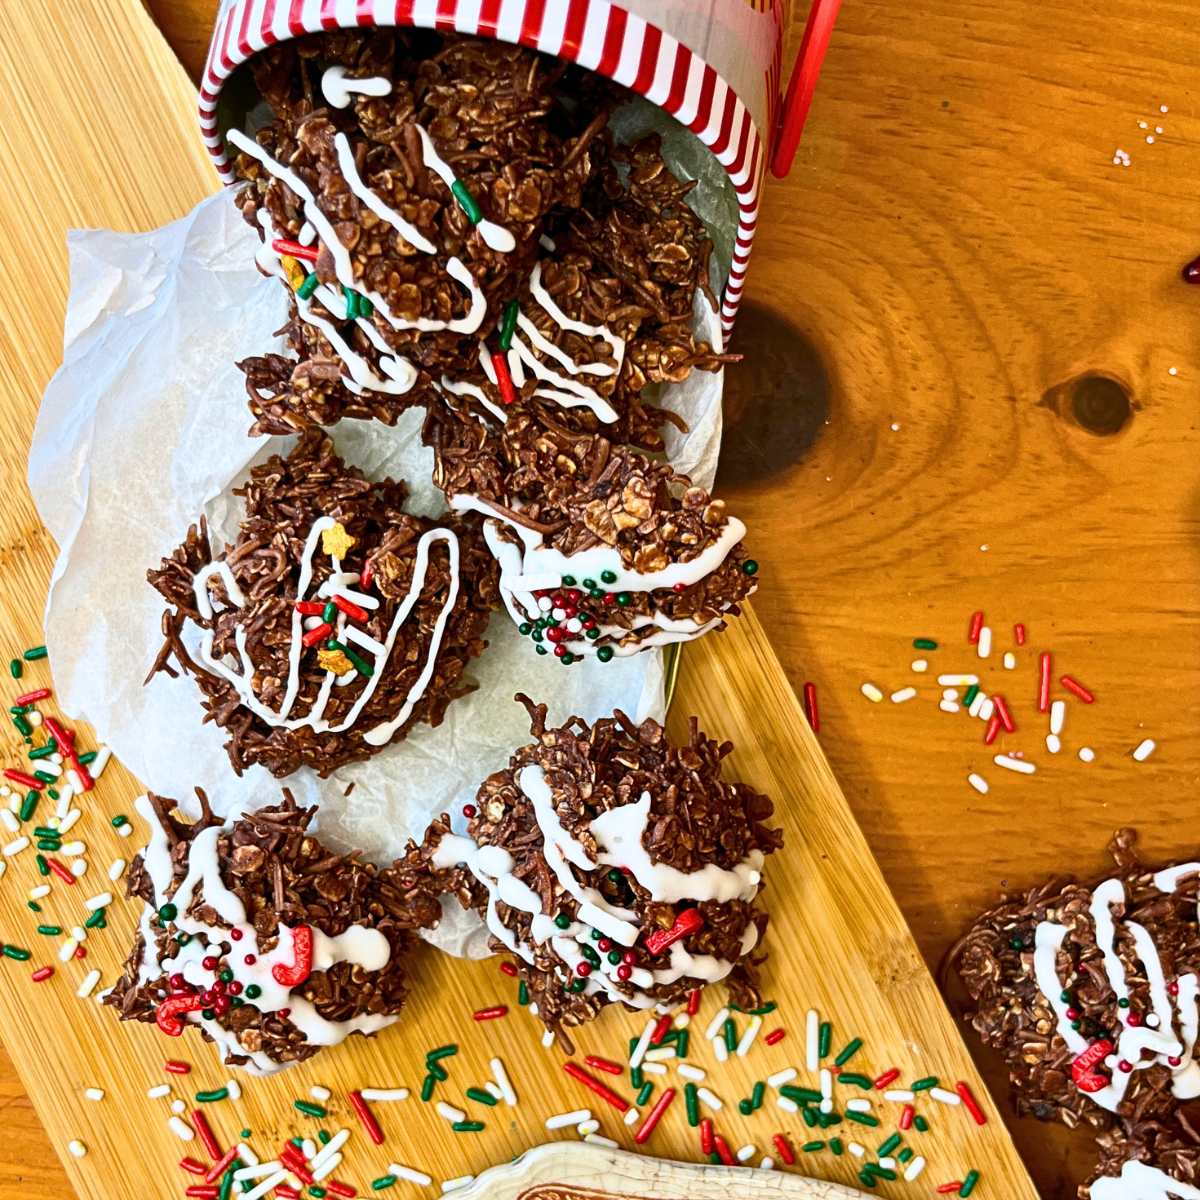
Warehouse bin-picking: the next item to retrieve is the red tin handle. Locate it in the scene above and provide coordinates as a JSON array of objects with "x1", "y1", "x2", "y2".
[{"x1": 770, "y1": 0, "x2": 843, "y2": 178}]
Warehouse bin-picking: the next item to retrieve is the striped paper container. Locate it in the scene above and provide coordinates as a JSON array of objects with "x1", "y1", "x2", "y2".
[{"x1": 197, "y1": 0, "x2": 839, "y2": 337}]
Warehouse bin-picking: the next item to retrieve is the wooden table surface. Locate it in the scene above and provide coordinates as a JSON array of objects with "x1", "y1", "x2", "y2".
[{"x1": 4, "y1": 3, "x2": 1199, "y2": 1198}]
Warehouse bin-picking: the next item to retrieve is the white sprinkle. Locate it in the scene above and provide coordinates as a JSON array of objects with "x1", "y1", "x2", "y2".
[
  {"x1": 978, "y1": 697, "x2": 995, "y2": 722},
  {"x1": 977, "y1": 626, "x2": 992, "y2": 658},
  {"x1": 66, "y1": 769, "x2": 84, "y2": 793},
  {"x1": 490, "y1": 1057, "x2": 517, "y2": 1107},
  {"x1": 71, "y1": 925, "x2": 87, "y2": 942},
  {"x1": 1046, "y1": 733, "x2": 1062, "y2": 754},
  {"x1": 630, "y1": 1018, "x2": 656, "y2": 1067},
  {"x1": 90, "y1": 747, "x2": 112, "y2": 778},
  {"x1": 1162, "y1": 104, "x2": 1170, "y2": 113},
  {"x1": 167, "y1": 1116, "x2": 194, "y2": 1141},
  {"x1": 237, "y1": 1145, "x2": 259, "y2": 1167},
  {"x1": 766, "y1": 1067, "x2": 797, "y2": 1089},
  {"x1": 1003, "y1": 651, "x2": 1017, "y2": 670},
  {"x1": 1139, "y1": 120, "x2": 1148, "y2": 129},
  {"x1": 806, "y1": 1009, "x2": 819, "y2": 1071},
  {"x1": 388, "y1": 1165, "x2": 432, "y2": 1187},
  {"x1": 585, "y1": 1134, "x2": 618, "y2": 1148},
  {"x1": 147, "y1": 1084, "x2": 171, "y2": 1099},
  {"x1": 68, "y1": 1139, "x2": 87, "y2": 1158},
  {"x1": 911, "y1": 659, "x2": 928, "y2": 673},
  {"x1": 84, "y1": 1087, "x2": 104, "y2": 1101},
  {"x1": 546, "y1": 1108, "x2": 591, "y2": 1130},
  {"x1": 704, "y1": 1007, "x2": 729, "y2": 1041},
  {"x1": 223, "y1": 1078, "x2": 241, "y2": 1102},
  {"x1": 1170, "y1": 366, "x2": 1179, "y2": 376},
  {"x1": 890, "y1": 687, "x2": 917, "y2": 704},
  {"x1": 30, "y1": 884, "x2": 50, "y2": 899},
  {"x1": 677, "y1": 1063, "x2": 706, "y2": 1081},
  {"x1": 27, "y1": 711, "x2": 42, "y2": 727},
  {"x1": 640, "y1": 1061, "x2": 668, "y2": 1075},
  {"x1": 233, "y1": 1163, "x2": 279, "y2": 1182},
  {"x1": 311, "y1": 1153, "x2": 342, "y2": 1182},
  {"x1": 930, "y1": 1086, "x2": 962, "y2": 1105},
  {"x1": 776, "y1": 1096, "x2": 798, "y2": 1113},
  {"x1": 310, "y1": 1086, "x2": 331, "y2": 1102},
  {"x1": 540, "y1": 1029, "x2": 555, "y2": 1048},
  {"x1": 55, "y1": 791, "x2": 75, "y2": 820},
  {"x1": 938, "y1": 674, "x2": 979, "y2": 686},
  {"x1": 644, "y1": 1045, "x2": 676, "y2": 1062},
  {"x1": 1133, "y1": 738, "x2": 1157, "y2": 762},
  {"x1": 1079, "y1": 746, "x2": 1096, "y2": 762},
  {"x1": 0, "y1": 810, "x2": 18, "y2": 833},
  {"x1": 117, "y1": 823, "x2": 133, "y2": 838},
  {"x1": 623, "y1": 1106, "x2": 640, "y2": 1126},
  {"x1": 883, "y1": 1089, "x2": 914, "y2": 1102},
  {"x1": 35, "y1": 760, "x2": 62, "y2": 778},
  {"x1": 713, "y1": 1037, "x2": 729, "y2": 1063},
  {"x1": 70, "y1": 859, "x2": 86, "y2": 877},
  {"x1": 244, "y1": 1170, "x2": 289, "y2": 1200},
  {"x1": 994, "y1": 754, "x2": 1036, "y2": 775},
  {"x1": 84, "y1": 891, "x2": 112, "y2": 912},
  {"x1": 845, "y1": 1099, "x2": 873, "y2": 1114},
  {"x1": 673, "y1": 1012, "x2": 690, "y2": 1029},
  {"x1": 436, "y1": 1102, "x2": 465, "y2": 1123},
  {"x1": 696, "y1": 1086, "x2": 724, "y2": 1112},
  {"x1": 58, "y1": 938, "x2": 79, "y2": 962},
  {"x1": 848, "y1": 1141, "x2": 866, "y2": 1158},
  {"x1": 1147, "y1": 135, "x2": 1156, "y2": 143},
  {"x1": 1050, "y1": 699, "x2": 1066, "y2": 735},
  {"x1": 820, "y1": 1067, "x2": 833, "y2": 1102},
  {"x1": 967, "y1": 773, "x2": 989, "y2": 795},
  {"x1": 890, "y1": 422, "x2": 901, "y2": 432},
  {"x1": 107, "y1": 858, "x2": 126, "y2": 881},
  {"x1": 939, "y1": 700, "x2": 960, "y2": 714},
  {"x1": 860, "y1": 682, "x2": 884, "y2": 703},
  {"x1": 942, "y1": 689, "x2": 959, "y2": 702},
  {"x1": 736, "y1": 1015, "x2": 763, "y2": 1057},
  {"x1": 361, "y1": 1088, "x2": 408, "y2": 1102},
  {"x1": 576, "y1": 1118, "x2": 600, "y2": 1136},
  {"x1": 904, "y1": 1155, "x2": 927, "y2": 1181},
  {"x1": 171, "y1": 1099, "x2": 186, "y2": 1114},
  {"x1": 3, "y1": 836, "x2": 29, "y2": 857},
  {"x1": 441, "y1": 1179, "x2": 475, "y2": 1196},
  {"x1": 736, "y1": 1143, "x2": 757, "y2": 1162},
  {"x1": 880, "y1": 1157, "x2": 897, "y2": 1170},
  {"x1": 759, "y1": 1156, "x2": 776, "y2": 1170},
  {"x1": 483, "y1": 1081, "x2": 503, "y2": 1101}
]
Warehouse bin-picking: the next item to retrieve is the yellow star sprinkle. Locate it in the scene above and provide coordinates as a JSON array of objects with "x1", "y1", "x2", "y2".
[
  {"x1": 280, "y1": 254, "x2": 306, "y2": 292},
  {"x1": 321, "y1": 521, "x2": 356, "y2": 559},
  {"x1": 317, "y1": 647, "x2": 353, "y2": 676}
]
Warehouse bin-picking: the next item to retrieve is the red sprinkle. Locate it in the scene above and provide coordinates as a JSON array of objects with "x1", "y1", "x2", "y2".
[
  {"x1": 156, "y1": 994, "x2": 204, "y2": 1037},
  {"x1": 873, "y1": 1067, "x2": 900, "y2": 1090},
  {"x1": 293, "y1": 601, "x2": 325, "y2": 616},
  {"x1": 3, "y1": 768, "x2": 43, "y2": 790},
  {"x1": 301, "y1": 623, "x2": 333, "y2": 648},
  {"x1": 644, "y1": 909, "x2": 704, "y2": 957},
  {"x1": 686, "y1": 988, "x2": 702, "y2": 1016},
  {"x1": 562, "y1": 1062, "x2": 630, "y2": 1113},
  {"x1": 983, "y1": 713, "x2": 1001, "y2": 745},
  {"x1": 899, "y1": 1103, "x2": 915, "y2": 1130},
  {"x1": 764, "y1": 1029, "x2": 786, "y2": 1046},
  {"x1": 74, "y1": 945, "x2": 87, "y2": 961},
  {"x1": 204, "y1": 1146, "x2": 239, "y2": 1183},
  {"x1": 634, "y1": 1087, "x2": 676, "y2": 1145},
  {"x1": 325, "y1": 1182, "x2": 356, "y2": 1198},
  {"x1": 30, "y1": 966, "x2": 53, "y2": 982},
  {"x1": 276, "y1": 1191, "x2": 300, "y2": 1200},
  {"x1": 956, "y1": 1079, "x2": 987, "y2": 1125},
  {"x1": 472, "y1": 1005, "x2": 508, "y2": 1021},
  {"x1": 1060, "y1": 674, "x2": 1096, "y2": 703},
  {"x1": 45, "y1": 857, "x2": 76, "y2": 886},
  {"x1": 191, "y1": 1110, "x2": 221, "y2": 1160},
  {"x1": 165, "y1": 1061, "x2": 192, "y2": 1074},
  {"x1": 712, "y1": 1132, "x2": 735, "y2": 1166},
  {"x1": 771, "y1": 1133, "x2": 796, "y2": 1165},
  {"x1": 937, "y1": 1184, "x2": 964, "y2": 1195},
  {"x1": 179, "y1": 1157, "x2": 207, "y2": 1176},
  {"x1": 272, "y1": 924, "x2": 314, "y2": 988},
  {"x1": 1038, "y1": 652, "x2": 1052, "y2": 712},
  {"x1": 279, "y1": 1148, "x2": 314, "y2": 1186},
  {"x1": 1013, "y1": 622, "x2": 1027, "y2": 646},
  {"x1": 185, "y1": 1189, "x2": 218, "y2": 1200},
  {"x1": 802, "y1": 681, "x2": 820, "y2": 733},
  {"x1": 968, "y1": 610, "x2": 984, "y2": 644},
  {"x1": 271, "y1": 238, "x2": 319, "y2": 262},
  {"x1": 360, "y1": 561, "x2": 375, "y2": 590},
  {"x1": 584, "y1": 1055, "x2": 624, "y2": 1076},
  {"x1": 13, "y1": 688, "x2": 51, "y2": 705},
  {"x1": 699, "y1": 1117, "x2": 714, "y2": 1155},
  {"x1": 993, "y1": 694, "x2": 1015, "y2": 733},
  {"x1": 348, "y1": 1090, "x2": 384, "y2": 1146},
  {"x1": 331, "y1": 594, "x2": 370, "y2": 623},
  {"x1": 498, "y1": 961, "x2": 518, "y2": 978},
  {"x1": 649, "y1": 1013, "x2": 673, "y2": 1045},
  {"x1": 492, "y1": 351, "x2": 517, "y2": 405}
]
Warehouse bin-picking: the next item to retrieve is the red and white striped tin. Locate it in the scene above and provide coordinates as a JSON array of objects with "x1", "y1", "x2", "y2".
[{"x1": 197, "y1": 0, "x2": 838, "y2": 337}]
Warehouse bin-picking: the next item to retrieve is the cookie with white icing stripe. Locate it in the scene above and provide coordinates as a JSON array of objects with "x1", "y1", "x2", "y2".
[
  {"x1": 425, "y1": 695, "x2": 781, "y2": 1053},
  {"x1": 147, "y1": 429, "x2": 498, "y2": 777},
  {"x1": 105, "y1": 790, "x2": 439, "y2": 1073}
]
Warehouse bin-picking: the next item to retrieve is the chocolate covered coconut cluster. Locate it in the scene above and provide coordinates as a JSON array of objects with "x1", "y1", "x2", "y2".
[
  {"x1": 231, "y1": 28, "x2": 731, "y2": 451},
  {"x1": 425, "y1": 695, "x2": 781, "y2": 1053},
  {"x1": 147, "y1": 429, "x2": 498, "y2": 778},
  {"x1": 106, "y1": 790, "x2": 439, "y2": 1073},
  {"x1": 953, "y1": 829, "x2": 1200, "y2": 1198}
]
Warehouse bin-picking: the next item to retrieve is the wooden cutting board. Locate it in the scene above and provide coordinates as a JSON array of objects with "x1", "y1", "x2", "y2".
[{"x1": 0, "y1": 2, "x2": 1037, "y2": 1198}]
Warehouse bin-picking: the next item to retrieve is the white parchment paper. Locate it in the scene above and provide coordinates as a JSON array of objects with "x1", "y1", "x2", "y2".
[{"x1": 27, "y1": 189, "x2": 725, "y2": 952}]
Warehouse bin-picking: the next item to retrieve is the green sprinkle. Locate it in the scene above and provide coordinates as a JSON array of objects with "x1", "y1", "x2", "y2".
[
  {"x1": 358, "y1": 295, "x2": 373, "y2": 317},
  {"x1": 23, "y1": 646, "x2": 47, "y2": 661},
  {"x1": 684, "y1": 1082, "x2": 699, "y2": 1127},
  {"x1": 898, "y1": 1147, "x2": 913, "y2": 1164},
  {"x1": 751, "y1": 1081, "x2": 765, "y2": 1110},
  {"x1": 293, "y1": 1100, "x2": 327, "y2": 1118},
  {"x1": 9, "y1": 659, "x2": 21, "y2": 679},
  {"x1": 818, "y1": 1021, "x2": 831, "y2": 1058},
  {"x1": 9, "y1": 705, "x2": 27, "y2": 714},
  {"x1": 517, "y1": 980, "x2": 529, "y2": 1006},
  {"x1": 962, "y1": 683, "x2": 980, "y2": 706},
  {"x1": 821, "y1": 1111, "x2": 842, "y2": 1128},
  {"x1": 1117, "y1": 997, "x2": 1130, "y2": 1008},
  {"x1": 32, "y1": 771, "x2": 55, "y2": 784},
  {"x1": 196, "y1": 1087, "x2": 230, "y2": 1103},
  {"x1": 240, "y1": 1130, "x2": 252, "y2": 1140},
  {"x1": 318, "y1": 1131, "x2": 331, "y2": 1145},
  {"x1": 328, "y1": 639, "x2": 372, "y2": 677},
  {"x1": 866, "y1": 1166, "x2": 897, "y2": 1181},
  {"x1": 722, "y1": 1018, "x2": 737, "y2": 1052},
  {"x1": 309, "y1": 1189, "x2": 326, "y2": 1199},
  {"x1": 158, "y1": 902, "x2": 178, "y2": 922},
  {"x1": 46, "y1": 788, "x2": 58, "y2": 800},
  {"x1": 450, "y1": 179, "x2": 483, "y2": 225},
  {"x1": 35, "y1": 854, "x2": 49, "y2": 876},
  {"x1": 219, "y1": 1168, "x2": 235, "y2": 1200},
  {"x1": 837, "y1": 1073, "x2": 873, "y2": 1089},
  {"x1": 427, "y1": 1060, "x2": 448, "y2": 1082},
  {"x1": 427, "y1": 1043, "x2": 459, "y2": 1061},
  {"x1": 596, "y1": 645, "x2": 614, "y2": 663},
  {"x1": 342, "y1": 287, "x2": 359, "y2": 320},
  {"x1": 749, "y1": 1002, "x2": 777, "y2": 1015},
  {"x1": 738, "y1": 1099, "x2": 752, "y2": 1116},
  {"x1": 37, "y1": 841, "x2": 62, "y2": 853},
  {"x1": 32, "y1": 827, "x2": 57, "y2": 838},
  {"x1": 20, "y1": 792, "x2": 39, "y2": 821},
  {"x1": 910, "y1": 1076, "x2": 939, "y2": 1091},
  {"x1": 959, "y1": 1170, "x2": 980, "y2": 1197},
  {"x1": 13, "y1": 713, "x2": 32, "y2": 736},
  {"x1": 322, "y1": 601, "x2": 337, "y2": 625},
  {"x1": 291, "y1": 1138, "x2": 305, "y2": 1149},
  {"x1": 780, "y1": 1086, "x2": 822, "y2": 1104},
  {"x1": 833, "y1": 1038, "x2": 862, "y2": 1067},
  {"x1": 371, "y1": 1177, "x2": 397, "y2": 1191},
  {"x1": 630, "y1": 1065, "x2": 644, "y2": 1090},
  {"x1": 801, "y1": 1140, "x2": 825, "y2": 1153},
  {"x1": 845, "y1": 1110, "x2": 880, "y2": 1127},
  {"x1": 676, "y1": 1029, "x2": 689, "y2": 1058},
  {"x1": 741, "y1": 559, "x2": 759, "y2": 576},
  {"x1": 36, "y1": 924, "x2": 61, "y2": 936},
  {"x1": 26, "y1": 901, "x2": 40, "y2": 913},
  {"x1": 912, "y1": 638, "x2": 938, "y2": 650},
  {"x1": 709, "y1": 1153, "x2": 721, "y2": 1165},
  {"x1": 857, "y1": 1172, "x2": 877, "y2": 1190},
  {"x1": 498, "y1": 300, "x2": 519, "y2": 351},
  {"x1": 637, "y1": 1081, "x2": 654, "y2": 1107},
  {"x1": 297, "y1": 271, "x2": 320, "y2": 300},
  {"x1": 2, "y1": 945, "x2": 31, "y2": 961},
  {"x1": 465, "y1": 1087, "x2": 497, "y2": 1107},
  {"x1": 452, "y1": 1120, "x2": 484, "y2": 1133},
  {"x1": 800, "y1": 1105, "x2": 817, "y2": 1128},
  {"x1": 561, "y1": 576, "x2": 577, "y2": 586},
  {"x1": 554, "y1": 913, "x2": 571, "y2": 929},
  {"x1": 615, "y1": 592, "x2": 632, "y2": 607},
  {"x1": 28, "y1": 745, "x2": 54, "y2": 760},
  {"x1": 420, "y1": 1074, "x2": 436, "y2": 1102},
  {"x1": 830, "y1": 1137, "x2": 843, "y2": 1156},
  {"x1": 878, "y1": 1133, "x2": 901, "y2": 1157}
]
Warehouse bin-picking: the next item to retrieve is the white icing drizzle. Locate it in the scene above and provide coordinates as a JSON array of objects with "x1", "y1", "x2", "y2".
[
  {"x1": 1033, "y1": 871, "x2": 1200, "y2": 1114},
  {"x1": 191, "y1": 517, "x2": 461, "y2": 743},
  {"x1": 1090, "y1": 1160, "x2": 1200, "y2": 1200},
  {"x1": 134, "y1": 795, "x2": 393, "y2": 1074},
  {"x1": 431, "y1": 765, "x2": 762, "y2": 1012},
  {"x1": 333, "y1": 132, "x2": 436, "y2": 256},
  {"x1": 320, "y1": 66, "x2": 392, "y2": 110}
]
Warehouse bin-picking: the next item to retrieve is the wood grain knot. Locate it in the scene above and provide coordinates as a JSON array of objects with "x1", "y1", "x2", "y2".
[{"x1": 1041, "y1": 373, "x2": 1134, "y2": 437}]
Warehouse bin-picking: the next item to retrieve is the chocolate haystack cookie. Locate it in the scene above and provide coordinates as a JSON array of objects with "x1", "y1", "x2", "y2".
[
  {"x1": 229, "y1": 28, "x2": 731, "y2": 447},
  {"x1": 106, "y1": 791, "x2": 439, "y2": 1073},
  {"x1": 952, "y1": 829, "x2": 1200, "y2": 1197},
  {"x1": 427, "y1": 409, "x2": 758, "y2": 663},
  {"x1": 424, "y1": 695, "x2": 781, "y2": 1053},
  {"x1": 147, "y1": 429, "x2": 498, "y2": 777}
]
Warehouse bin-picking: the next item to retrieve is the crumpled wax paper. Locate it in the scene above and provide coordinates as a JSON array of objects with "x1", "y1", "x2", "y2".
[{"x1": 28, "y1": 183, "x2": 727, "y2": 956}]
